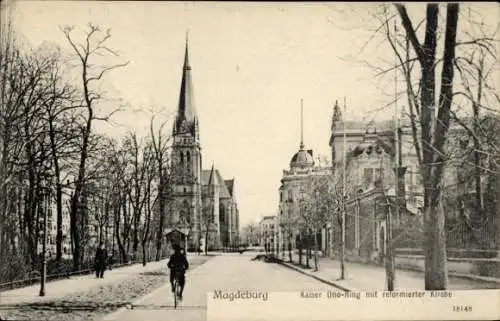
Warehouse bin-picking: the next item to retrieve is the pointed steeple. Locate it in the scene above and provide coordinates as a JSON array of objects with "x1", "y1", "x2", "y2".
[
  {"x1": 331, "y1": 99, "x2": 342, "y2": 133},
  {"x1": 208, "y1": 163, "x2": 215, "y2": 186},
  {"x1": 332, "y1": 100, "x2": 342, "y2": 122},
  {"x1": 184, "y1": 31, "x2": 191, "y2": 70},
  {"x1": 174, "y1": 32, "x2": 198, "y2": 137},
  {"x1": 300, "y1": 98, "x2": 304, "y2": 150}
]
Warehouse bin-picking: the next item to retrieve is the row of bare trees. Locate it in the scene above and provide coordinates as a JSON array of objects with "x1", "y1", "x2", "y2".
[{"x1": 0, "y1": 17, "x2": 176, "y2": 282}]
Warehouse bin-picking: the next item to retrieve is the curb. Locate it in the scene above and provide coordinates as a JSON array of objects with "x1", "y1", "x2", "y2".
[
  {"x1": 275, "y1": 260, "x2": 352, "y2": 292},
  {"x1": 396, "y1": 264, "x2": 500, "y2": 285}
]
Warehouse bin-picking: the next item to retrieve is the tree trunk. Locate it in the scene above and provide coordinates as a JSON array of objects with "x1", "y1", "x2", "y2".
[
  {"x1": 298, "y1": 239, "x2": 303, "y2": 266},
  {"x1": 397, "y1": 2, "x2": 459, "y2": 290},
  {"x1": 314, "y1": 231, "x2": 320, "y2": 272},
  {"x1": 155, "y1": 163, "x2": 165, "y2": 261},
  {"x1": 288, "y1": 235, "x2": 292, "y2": 263},
  {"x1": 142, "y1": 240, "x2": 147, "y2": 266},
  {"x1": 305, "y1": 234, "x2": 310, "y2": 268},
  {"x1": 205, "y1": 226, "x2": 209, "y2": 255}
]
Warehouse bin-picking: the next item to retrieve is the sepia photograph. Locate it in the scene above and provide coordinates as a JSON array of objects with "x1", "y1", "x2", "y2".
[{"x1": 0, "y1": 1, "x2": 499, "y2": 320}]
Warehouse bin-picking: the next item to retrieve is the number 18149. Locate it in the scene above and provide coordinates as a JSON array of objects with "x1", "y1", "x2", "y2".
[{"x1": 453, "y1": 305, "x2": 472, "y2": 312}]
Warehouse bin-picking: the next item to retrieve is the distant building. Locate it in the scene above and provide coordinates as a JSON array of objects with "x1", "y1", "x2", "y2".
[
  {"x1": 259, "y1": 215, "x2": 276, "y2": 252},
  {"x1": 276, "y1": 100, "x2": 330, "y2": 257}
]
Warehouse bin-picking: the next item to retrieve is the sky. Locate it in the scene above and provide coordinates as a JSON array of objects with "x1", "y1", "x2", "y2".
[{"x1": 7, "y1": 1, "x2": 499, "y2": 227}]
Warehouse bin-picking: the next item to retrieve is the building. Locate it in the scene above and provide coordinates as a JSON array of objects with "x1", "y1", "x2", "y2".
[
  {"x1": 327, "y1": 100, "x2": 497, "y2": 262},
  {"x1": 276, "y1": 100, "x2": 331, "y2": 258},
  {"x1": 166, "y1": 37, "x2": 239, "y2": 251},
  {"x1": 259, "y1": 215, "x2": 276, "y2": 252}
]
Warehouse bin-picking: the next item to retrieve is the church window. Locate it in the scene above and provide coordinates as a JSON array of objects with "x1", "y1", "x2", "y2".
[
  {"x1": 363, "y1": 168, "x2": 373, "y2": 186},
  {"x1": 182, "y1": 200, "x2": 191, "y2": 224},
  {"x1": 220, "y1": 204, "x2": 225, "y2": 223},
  {"x1": 375, "y1": 168, "x2": 384, "y2": 182}
]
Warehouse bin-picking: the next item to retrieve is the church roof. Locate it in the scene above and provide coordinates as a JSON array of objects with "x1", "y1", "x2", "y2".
[
  {"x1": 200, "y1": 168, "x2": 232, "y2": 199},
  {"x1": 215, "y1": 170, "x2": 232, "y2": 199},
  {"x1": 225, "y1": 179, "x2": 235, "y2": 196}
]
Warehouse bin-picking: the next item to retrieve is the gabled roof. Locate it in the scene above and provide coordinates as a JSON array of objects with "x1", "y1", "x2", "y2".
[
  {"x1": 225, "y1": 179, "x2": 235, "y2": 196},
  {"x1": 215, "y1": 170, "x2": 231, "y2": 199},
  {"x1": 201, "y1": 169, "x2": 213, "y2": 186},
  {"x1": 200, "y1": 168, "x2": 232, "y2": 199},
  {"x1": 348, "y1": 135, "x2": 394, "y2": 158}
]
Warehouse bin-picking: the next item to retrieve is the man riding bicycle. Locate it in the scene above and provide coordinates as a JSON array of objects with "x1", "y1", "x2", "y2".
[{"x1": 167, "y1": 244, "x2": 189, "y2": 300}]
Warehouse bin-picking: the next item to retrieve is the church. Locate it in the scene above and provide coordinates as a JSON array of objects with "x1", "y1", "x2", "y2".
[{"x1": 164, "y1": 37, "x2": 240, "y2": 251}]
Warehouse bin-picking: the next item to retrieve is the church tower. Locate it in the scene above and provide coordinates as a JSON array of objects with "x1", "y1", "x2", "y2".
[
  {"x1": 171, "y1": 34, "x2": 202, "y2": 250},
  {"x1": 329, "y1": 100, "x2": 343, "y2": 168}
]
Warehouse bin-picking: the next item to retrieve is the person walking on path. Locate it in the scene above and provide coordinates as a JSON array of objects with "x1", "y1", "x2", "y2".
[{"x1": 95, "y1": 242, "x2": 108, "y2": 279}]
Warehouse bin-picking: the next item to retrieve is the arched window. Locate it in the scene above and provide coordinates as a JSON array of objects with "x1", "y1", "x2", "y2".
[
  {"x1": 180, "y1": 152, "x2": 184, "y2": 164},
  {"x1": 187, "y1": 151, "x2": 191, "y2": 163},
  {"x1": 220, "y1": 204, "x2": 225, "y2": 223},
  {"x1": 182, "y1": 200, "x2": 191, "y2": 224}
]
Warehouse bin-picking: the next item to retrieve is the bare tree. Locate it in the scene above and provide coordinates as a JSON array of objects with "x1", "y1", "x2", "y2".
[
  {"x1": 149, "y1": 115, "x2": 172, "y2": 261},
  {"x1": 62, "y1": 23, "x2": 128, "y2": 270}
]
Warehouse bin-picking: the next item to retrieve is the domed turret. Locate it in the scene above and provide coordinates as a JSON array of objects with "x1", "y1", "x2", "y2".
[
  {"x1": 289, "y1": 98, "x2": 315, "y2": 169},
  {"x1": 290, "y1": 147, "x2": 315, "y2": 169}
]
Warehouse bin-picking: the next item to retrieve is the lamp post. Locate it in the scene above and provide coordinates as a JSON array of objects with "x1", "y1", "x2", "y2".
[
  {"x1": 39, "y1": 180, "x2": 49, "y2": 297},
  {"x1": 340, "y1": 97, "x2": 347, "y2": 280}
]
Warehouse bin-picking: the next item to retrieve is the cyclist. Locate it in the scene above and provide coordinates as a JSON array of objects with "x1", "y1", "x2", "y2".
[{"x1": 167, "y1": 244, "x2": 189, "y2": 300}]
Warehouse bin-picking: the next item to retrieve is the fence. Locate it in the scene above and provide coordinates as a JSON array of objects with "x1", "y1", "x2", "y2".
[{"x1": 0, "y1": 250, "x2": 170, "y2": 292}]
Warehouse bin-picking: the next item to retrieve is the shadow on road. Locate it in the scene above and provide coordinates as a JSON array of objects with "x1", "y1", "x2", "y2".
[
  {"x1": 138, "y1": 271, "x2": 167, "y2": 276},
  {"x1": 127, "y1": 304, "x2": 206, "y2": 310}
]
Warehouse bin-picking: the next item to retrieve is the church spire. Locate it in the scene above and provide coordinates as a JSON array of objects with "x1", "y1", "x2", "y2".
[
  {"x1": 332, "y1": 99, "x2": 342, "y2": 131},
  {"x1": 174, "y1": 32, "x2": 198, "y2": 137},
  {"x1": 184, "y1": 30, "x2": 190, "y2": 70},
  {"x1": 300, "y1": 98, "x2": 304, "y2": 150}
]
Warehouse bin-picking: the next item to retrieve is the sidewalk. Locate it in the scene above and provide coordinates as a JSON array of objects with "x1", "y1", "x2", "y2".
[
  {"x1": 0, "y1": 258, "x2": 171, "y2": 306},
  {"x1": 278, "y1": 255, "x2": 500, "y2": 291}
]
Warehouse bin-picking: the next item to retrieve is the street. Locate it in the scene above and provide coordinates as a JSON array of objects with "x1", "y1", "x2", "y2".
[{"x1": 102, "y1": 252, "x2": 335, "y2": 321}]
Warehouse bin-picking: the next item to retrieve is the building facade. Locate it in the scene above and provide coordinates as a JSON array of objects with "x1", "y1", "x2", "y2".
[
  {"x1": 259, "y1": 215, "x2": 276, "y2": 252},
  {"x1": 276, "y1": 100, "x2": 331, "y2": 258}
]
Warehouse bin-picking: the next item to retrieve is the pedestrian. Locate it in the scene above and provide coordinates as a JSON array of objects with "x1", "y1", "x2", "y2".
[{"x1": 94, "y1": 241, "x2": 107, "y2": 279}]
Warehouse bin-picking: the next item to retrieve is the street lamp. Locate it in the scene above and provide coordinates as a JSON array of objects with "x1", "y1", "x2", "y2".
[{"x1": 39, "y1": 179, "x2": 50, "y2": 297}]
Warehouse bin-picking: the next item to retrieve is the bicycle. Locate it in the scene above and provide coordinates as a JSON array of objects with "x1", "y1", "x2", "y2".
[{"x1": 172, "y1": 272, "x2": 183, "y2": 309}]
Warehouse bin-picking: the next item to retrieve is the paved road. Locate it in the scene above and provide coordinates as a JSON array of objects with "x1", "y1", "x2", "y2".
[{"x1": 102, "y1": 252, "x2": 334, "y2": 321}]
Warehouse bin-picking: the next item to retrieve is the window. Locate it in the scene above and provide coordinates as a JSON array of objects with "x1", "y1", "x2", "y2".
[
  {"x1": 220, "y1": 205, "x2": 225, "y2": 223},
  {"x1": 363, "y1": 168, "x2": 373, "y2": 186},
  {"x1": 375, "y1": 168, "x2": 384, "y2": 182},
  {"x1": 180, "y1": 152, "x2": 184, "y2": 164}
]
